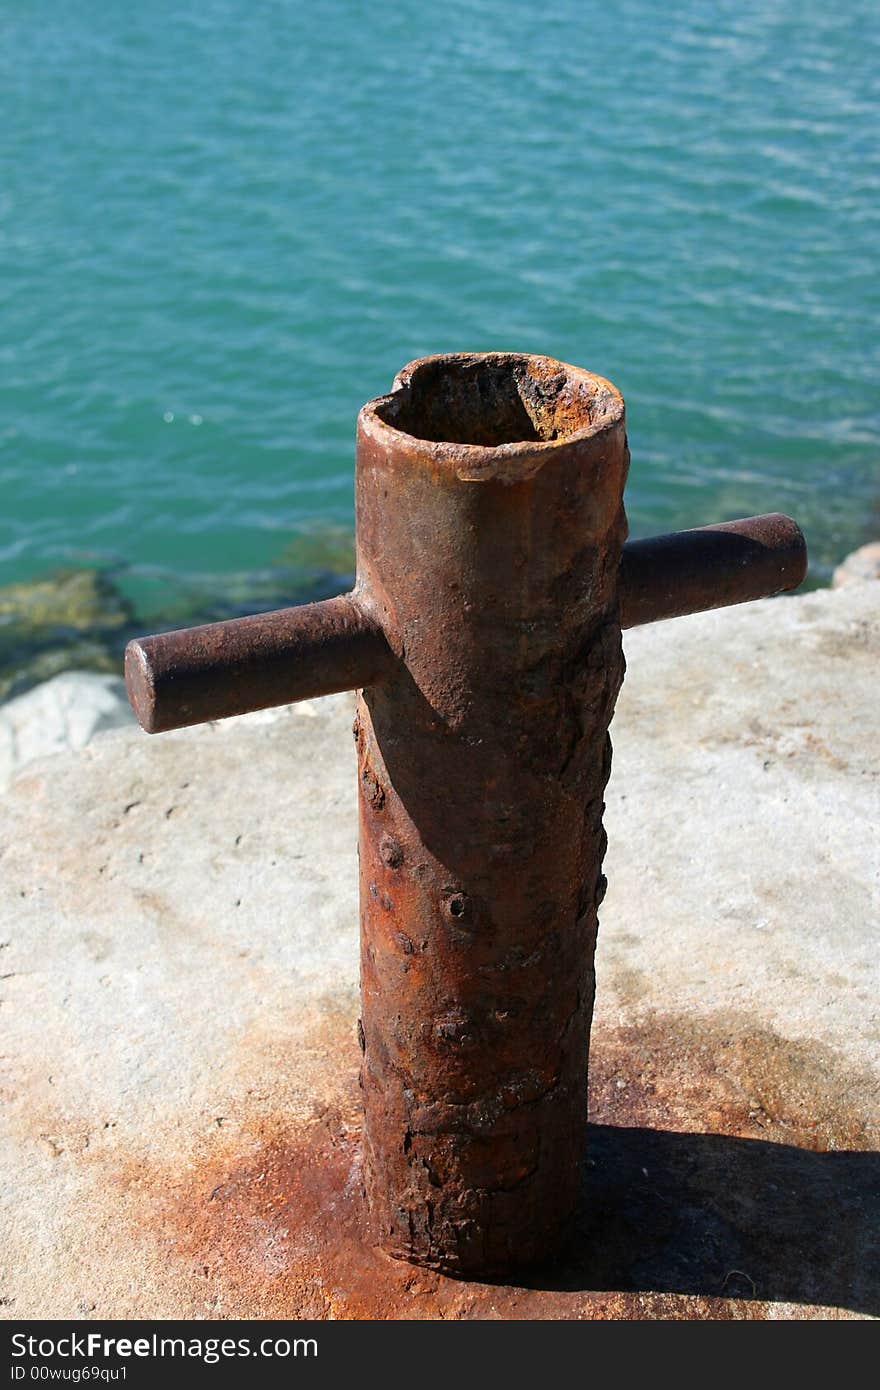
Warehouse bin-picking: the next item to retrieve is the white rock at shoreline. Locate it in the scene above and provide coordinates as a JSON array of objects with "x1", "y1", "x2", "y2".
[
  {"x1": 832, "y1": 540, "x2": 880, "y2": 588},
  {"x1": 0, "y1": 670, "x2": 134, "y2": 791}
]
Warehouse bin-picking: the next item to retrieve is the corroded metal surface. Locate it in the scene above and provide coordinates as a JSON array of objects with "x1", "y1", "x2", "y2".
[
  {"x1": 124, "y1": 516, "x2": 806, "y2": 732},
  {"x1": 355, "y1": 354, "x2": 628, "y2": 1273},
  {"x1": 116, "y1": 1004, "x2": 877, "y2": 1320},
  {"x1": 121, "y1": 351, "x2": 810, "y2": 1280},
  {"x1": 619, "y1": 513, "x2": 807, "y2": 629},
  {"x1": 125, "y1": 593, "x2": 393, "y2": 734}
]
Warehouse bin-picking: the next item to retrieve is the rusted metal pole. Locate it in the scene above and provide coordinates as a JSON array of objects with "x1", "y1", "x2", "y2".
[
  {"x1": 123, "y1": 351, "x2": 808, "y2": 1279},
  {"x1": 124, "y1": 516, "x2": 805, "y2": 734},
  {"x1": 354, "y1": 354, "x2": 629, "y2": 1273}
]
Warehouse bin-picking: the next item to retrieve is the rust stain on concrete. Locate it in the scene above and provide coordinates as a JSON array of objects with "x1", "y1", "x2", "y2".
[
  {"x1": 108, "y1": 1005, "x2": 878, "y2": 1320},
  {"x1": 590, "y1": 1013, "x2": 877, "y2": 1151}
]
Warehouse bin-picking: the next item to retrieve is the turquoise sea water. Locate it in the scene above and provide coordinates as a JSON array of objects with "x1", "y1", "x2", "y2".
[{"x1": 1, "y1": 0, "x2": 878, "y2": 627}]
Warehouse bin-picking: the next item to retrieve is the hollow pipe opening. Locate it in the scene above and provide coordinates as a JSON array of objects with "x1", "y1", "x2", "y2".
[{"x1": 370, "y1": 352, "x2": 624, "y2": 449}]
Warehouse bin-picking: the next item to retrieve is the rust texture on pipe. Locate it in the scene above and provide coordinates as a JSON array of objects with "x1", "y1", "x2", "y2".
[
  {"x1": 124, "y1": 517, "x2": 806, "y2": 735},
  {"x1": 354, "y1": 352, "x2": 630, "y2": 1274},
  {"x1": 121, "y1": 350, "x2": 808, "y2": 1281},
  {"x1": 618, "y1": 513, "x2": 807, "y2": 629},
  {"x1": 124, "y1": 593, "x2": 393, "y2": 734}
]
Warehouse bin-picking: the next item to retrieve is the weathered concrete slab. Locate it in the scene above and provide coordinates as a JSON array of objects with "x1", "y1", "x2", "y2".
[{"x1": 1, "y1": 585, "x2": 877, "y2": 1320}]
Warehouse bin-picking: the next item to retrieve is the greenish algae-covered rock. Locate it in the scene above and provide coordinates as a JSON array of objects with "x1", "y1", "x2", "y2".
[
  {"x1": 0, "y1": 568, "x2": 132, "y2": 703},
  {"x1": 271, "y1": 523, "x2": 356, "y2": 584}
]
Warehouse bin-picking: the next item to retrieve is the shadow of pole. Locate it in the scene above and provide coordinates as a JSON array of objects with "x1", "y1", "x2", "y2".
[{"x1": 509, "y1": 1124, "x2": 880, "y2": 1316}]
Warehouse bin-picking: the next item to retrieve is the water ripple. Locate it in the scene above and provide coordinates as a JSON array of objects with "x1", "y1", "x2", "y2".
[{"x1": 0, "y1": 0, "x2": 877, "y2": 598}]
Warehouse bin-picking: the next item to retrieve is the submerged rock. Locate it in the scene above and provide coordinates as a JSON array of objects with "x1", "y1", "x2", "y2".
[
  {"x1": 0, "y1": 568, "x2": 132, "y2": 703},
  {"x1": 271, "y1": 523, "x2": 356, "y2": 582},
  {"x1": 0, "y1": 568, "x2": 132, "y2": 632}
]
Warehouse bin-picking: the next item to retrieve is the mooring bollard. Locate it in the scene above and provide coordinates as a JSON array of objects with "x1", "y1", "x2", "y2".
[{"x1": 125, "y1": 353, "x2": 806, "y2": 1277}]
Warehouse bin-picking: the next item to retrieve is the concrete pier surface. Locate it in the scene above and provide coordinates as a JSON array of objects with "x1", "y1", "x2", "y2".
[{"x1": 1, "y1": 581, "x2": 877, "y2": 1320}]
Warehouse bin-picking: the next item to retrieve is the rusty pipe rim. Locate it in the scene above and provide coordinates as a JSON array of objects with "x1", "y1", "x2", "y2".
[{"x1": 358, "y1": 352, "x2": 626, "y2": 482}]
